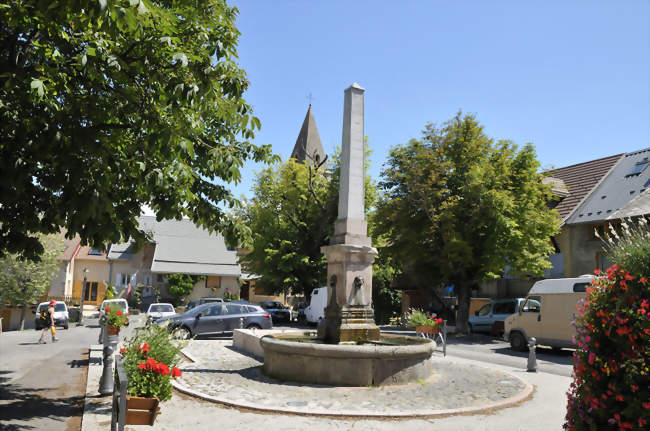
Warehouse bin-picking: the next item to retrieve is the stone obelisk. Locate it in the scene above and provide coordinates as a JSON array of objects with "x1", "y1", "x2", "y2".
[{"x1": 318, "y1": 83, "x2": 380, "y2": 343}]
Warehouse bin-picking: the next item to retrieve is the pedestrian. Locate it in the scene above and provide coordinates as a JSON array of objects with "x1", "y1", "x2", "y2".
[{"x1": 38, "y1": 299, "x2": 59, "y2": 344}]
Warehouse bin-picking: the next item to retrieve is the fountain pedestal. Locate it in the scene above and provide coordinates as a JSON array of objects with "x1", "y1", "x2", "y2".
[{"x1": 318, "y1": 243, "x2": 379, "y2": 343}]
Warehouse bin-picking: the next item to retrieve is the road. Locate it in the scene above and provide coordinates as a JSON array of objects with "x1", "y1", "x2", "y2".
[{"x1": 0, "y1": 317, "x2": 101, "y2": 431}]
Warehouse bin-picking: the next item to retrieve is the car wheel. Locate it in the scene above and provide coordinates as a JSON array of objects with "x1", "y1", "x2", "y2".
[
  {"x1": 246, "y1": 323, "x2": 261, "y2": 330},
  {"x1": 173, "y1": 326, "x2": 191, "y2": 340},
  {"x1": 510, "y1": 332, "x2": 527, "y2": 351},
  {"x1": 63, "y1": 323, "x2": 69, "y2": 330}
]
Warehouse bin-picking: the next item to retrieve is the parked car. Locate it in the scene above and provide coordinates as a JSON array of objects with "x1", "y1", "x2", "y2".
[
  {"x1": 259, "y1": 301, "x2": 291, "y2": 323},
  {"x1": 99, "y1": 299, "x2": 129, "y2": 317},
  {"x1": 185, "y1": 297, "x2": 224, "y2": 311},
  {"x1": 158, "y1": 302, "x2": 273, "y2": 339},
  {"x1": 504, "y1": 276, "x2": 593, "y2": 351},
  {"x1": 305, "y1": 287, "x2": 327, "y2": 324},
  {"x1": 468, "y1": 298, "x2": 526, "y2": 335},
  {"x1": 34, "y1": 301, "x2": 69, "y2": 330},
  {"x1": 145, "y1": 303, "x2": 176, "y2": 323}
]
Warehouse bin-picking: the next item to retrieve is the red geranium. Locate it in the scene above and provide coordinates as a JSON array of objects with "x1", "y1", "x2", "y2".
[{"x1": 172, "y1": 367, "x2": 182, "y2": 378}]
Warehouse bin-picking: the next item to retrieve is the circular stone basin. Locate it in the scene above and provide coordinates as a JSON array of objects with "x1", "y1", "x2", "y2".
[{"x1": 260, "y1": 333, "x2": 436, "y2": 386}]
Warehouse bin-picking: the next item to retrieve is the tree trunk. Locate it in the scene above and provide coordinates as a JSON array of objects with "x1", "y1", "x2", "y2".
[
  {"x1": 455, "y1": 282, "x2": 471, "y2": 334},
  {"x1": 19, "y1": 303, "x2": 27, "y2": 331}
]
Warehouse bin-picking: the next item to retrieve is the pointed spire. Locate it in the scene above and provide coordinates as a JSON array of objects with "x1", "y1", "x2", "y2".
[{"x1": 290, "y1": 105, "x2": 326, "y2": 166}]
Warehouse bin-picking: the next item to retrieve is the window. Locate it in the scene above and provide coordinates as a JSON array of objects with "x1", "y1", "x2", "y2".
[
  {"x1": 88, "y1": 248, "x2": 103, "y2": 256},
  {"x1": 493, "y1": 301, "x2": 516, "y2": 314},
  {"x1": 522, "y1": 297, "x2": 541, "y2": 312},
  {"x1": 157, "y1": 274, "x2": 164, "y2": 283},
  {"x1": 144, "y1": 275, "x2": 152, "y2": 286},
  {"x1": 225, "y1": 304, "x2": 242, "y2": 315},
  {"x1": 625, "y1": 159, "x2": 649, "y2": 177},
  {"x1": 573, "y1": 283, "x2": 589, "y2": 293},
  {"x1": 477, "y1": 304, "x2": 491, "y2": 316}
]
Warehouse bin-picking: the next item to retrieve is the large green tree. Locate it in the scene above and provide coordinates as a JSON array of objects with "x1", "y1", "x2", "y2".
[
  {"x1": 0, "y1": 0, "x2": 275, "y2": 260},
  {"x1": 0, "y1": 233, "x2": 61, "y2": 329},
  {"x1": 375, "y1": 113, "x2": 561, "y2": 332}
]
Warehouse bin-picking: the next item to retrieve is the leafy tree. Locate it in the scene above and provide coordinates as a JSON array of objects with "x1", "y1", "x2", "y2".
[
  {"x1": 375, "y1": 113, "x2": 561, "y2": 332},
  {"x1": 239, "y1": 146, "x2": 378, "y2": 299},
  {"x1": 0, "y1": 233, "x2": 62, "y2": 329},
  {"x1": 166, "y1": 273, "x2": 197, "y2": 305},
  {"x1": 0, "y1": 0, "x2": 275, "y2": 261}
]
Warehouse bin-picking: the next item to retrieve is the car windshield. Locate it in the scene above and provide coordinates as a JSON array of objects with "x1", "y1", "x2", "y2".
[
  {"x1": 54, "y1": 303, "x2": 66, "y2": 312},
  {"x1": 184, "y1": 303, "x2": 211, "y2": 317},
  {"x1": 263, "y1": 302, "x2": 283, "y2": 309},
  {"x1": 149, "y1": 304, "x2": 174, "y2": 313}
]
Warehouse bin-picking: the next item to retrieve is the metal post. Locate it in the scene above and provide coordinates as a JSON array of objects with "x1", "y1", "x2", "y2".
[
  {"x1": 527, "y1": 337, "x2": 537, "y2": 372},
  {"x1": 239, "y1": 317, "x2": 244, "y2": 329},
  {"x1": 442, "y1": 319, "x2": 447, "y2": 357},
  {"x1": 99, "y1": 327, "x2": 120, "y2": 394}
]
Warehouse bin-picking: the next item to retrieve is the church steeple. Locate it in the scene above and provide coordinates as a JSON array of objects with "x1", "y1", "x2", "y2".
[{"x1": 290, "y1": 105, "x2": 326, "y2": 166}]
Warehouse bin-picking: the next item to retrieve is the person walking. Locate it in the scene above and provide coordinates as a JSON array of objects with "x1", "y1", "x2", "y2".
[{"x1": 38, "y1": 300, "x2": 59, "y2": 344}]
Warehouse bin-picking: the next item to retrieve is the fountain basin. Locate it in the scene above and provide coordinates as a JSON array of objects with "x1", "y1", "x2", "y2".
[{"x1": 260, "y1": 333, "x2": 436, "y2": 386}]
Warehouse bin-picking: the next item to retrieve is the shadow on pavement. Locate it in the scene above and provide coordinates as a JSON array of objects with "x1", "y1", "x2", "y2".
[{"x1": 0, "y1": 383, "x2": 84, "y2": 425}]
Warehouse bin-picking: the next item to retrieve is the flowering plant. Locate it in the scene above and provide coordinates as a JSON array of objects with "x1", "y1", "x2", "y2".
[
  {"x1": 120, "y1": 324, "x2": 185, "y2": 401},
  {"x1": 405, "y1": 308, "x2": 443, "y2": 327},
  {"x1": 102, "y1": 306, "x2": 130, "y2": 328},
  {"x1": 564, "y1": 264, "x2": 649, "y2": 431}
]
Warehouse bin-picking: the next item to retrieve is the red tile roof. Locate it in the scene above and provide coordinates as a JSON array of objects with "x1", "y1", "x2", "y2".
[{"x1": 547, "y1": 154, "x2": 623, "y2": 221}]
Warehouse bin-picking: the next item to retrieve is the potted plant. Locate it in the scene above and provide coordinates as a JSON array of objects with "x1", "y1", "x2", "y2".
[
  {"x1": 405, "y1": 308, "x2": 443, "y2": 335},
  {"x1": 101, "y1": 306, "x2": 129, "y2": 335},
  {"x1": 120, "y1": 324, "x2": 185, "y2": 425}
]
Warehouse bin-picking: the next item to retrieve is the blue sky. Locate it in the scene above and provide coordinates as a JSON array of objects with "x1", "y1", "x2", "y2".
[{"x1": 227, "y1": 0, "x2": 649, "y2": 200}]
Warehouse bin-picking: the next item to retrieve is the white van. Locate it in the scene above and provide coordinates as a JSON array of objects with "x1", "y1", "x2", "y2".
[
  {"x1": 504, "y1": 276, "x2": 593, "y2": 351},
  {"x1": 305, "y1": 287, "x2": 327, "y2": 324}
]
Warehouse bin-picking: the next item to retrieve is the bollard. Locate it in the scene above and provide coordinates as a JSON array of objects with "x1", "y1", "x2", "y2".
[
  {"x1": 99, "y1": 331, "x2": 120, "y2": 394},
  {"x1": 239, "y1": 317, "x2": 244, "y2": 329},
  {"x1": 527, "y1": 337, "x2": 537, "y2": 372}
]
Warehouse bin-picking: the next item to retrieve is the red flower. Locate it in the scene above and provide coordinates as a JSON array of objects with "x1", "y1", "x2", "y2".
[
  {"x1": 593, "y1": 269, "x2": 601, "y2": 275},
  {"x1": 116, "y1": 311, "x2": 122, "y2": 316},
  {"x1": 155, "y1": 362, "x2": 170, "y2": 376},
  {"x1": 105, "y1": 307, "x2": 110, "y2": 312},
  {"x1": 127, "y1": 313, "x2": 131, "y2": 316},
  {"x1": 172, "y1": 367, "x2": 182, "y2": 377},
  {"x1": 120, "y1": 348, "x2": 127, "y2": 354},
  {"x1": 138, "y1": 362, "x2": 146, "y2": 370},
  {"x1": 140, "y1": 343, "x2": 151, "y2": 355},
  {"x1": 615, "y1": 394, "x2": 623, "y2": 401},
  {"x1": 640, "y1": 277, "x2": 648, "y2": 284}
]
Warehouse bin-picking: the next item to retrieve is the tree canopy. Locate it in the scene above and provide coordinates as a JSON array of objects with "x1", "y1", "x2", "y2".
[
  {"x1": 375, "y1": 113, "x2": 561, "y2": 331},
  {"x1": 0, "y1": 0, "x2": 275, "y2": 260},
  {"x1": 0, "y1": 233, "x2": 61, "y2": 329}
]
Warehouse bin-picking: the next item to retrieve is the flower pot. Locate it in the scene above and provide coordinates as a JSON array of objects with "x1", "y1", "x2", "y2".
[
  {"x1": 126, "y1": 395, "x2": 160, "y2": 425},
  {"x1": 107, "y1": 325, "x2": 120, "y2": 335},
  {"x1": 415, "y1": 325, "x2": 439, "y2": 335}
]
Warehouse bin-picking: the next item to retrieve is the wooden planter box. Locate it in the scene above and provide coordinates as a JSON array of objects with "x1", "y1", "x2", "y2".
[
  {"x1": 126, "y1": 396, "x2": 160, "y2": 425},
  {"x1": 107, "y1": 325, "x2": 120, "y2": 335},
  {"x1": 415, "y1": 325, "x2": 440, "y2": 335}
]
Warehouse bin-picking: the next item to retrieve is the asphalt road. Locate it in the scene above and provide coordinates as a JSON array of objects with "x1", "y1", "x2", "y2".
[{"x1": 0, "y1": 317, "x2": 102, "y2": 431}]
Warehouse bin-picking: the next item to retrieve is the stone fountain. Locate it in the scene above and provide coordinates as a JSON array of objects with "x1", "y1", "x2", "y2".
[{"x1": 260, "y1": 83, "x2": 436, "y2": 386}]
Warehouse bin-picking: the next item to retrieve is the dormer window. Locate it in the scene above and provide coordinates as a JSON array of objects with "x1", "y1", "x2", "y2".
[{"x1": 625, "y1": 158, "x2": 649, "y2": 177}]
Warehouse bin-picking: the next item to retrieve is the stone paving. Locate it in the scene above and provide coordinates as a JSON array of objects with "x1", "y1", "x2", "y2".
[{"x1": 174, "y1": 340, "x2": 530, "y2": 417}]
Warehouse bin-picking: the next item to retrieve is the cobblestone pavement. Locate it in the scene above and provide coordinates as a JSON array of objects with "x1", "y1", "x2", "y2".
[{"x1": 174, "y1": 340, "x2": 528, "y2": 416}]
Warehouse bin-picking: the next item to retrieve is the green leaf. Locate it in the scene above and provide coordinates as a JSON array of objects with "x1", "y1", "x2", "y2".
[
  {"x1": 30, "y1": 79, "x2": 44, "y2": 97},
  {"x1": 137, "y1": 1, "x2": 148, "y2": 15},
  {"x1": 172, "y1": 53, "x2": 188, "y2": 67}
]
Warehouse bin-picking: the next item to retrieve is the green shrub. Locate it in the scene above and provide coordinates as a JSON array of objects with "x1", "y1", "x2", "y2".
[
  {"x1": 564, "y1": 265, "x2": 650, "y2": 430},
  {"x1": 599, "y1": 217, "x2": 650, "y2": 278},
  {"x1": 120, "y1": 324, "x2": 186, "y2": 401},
  {"x1": 404, "y1": 308, "x2": 443, "y2": 327}
]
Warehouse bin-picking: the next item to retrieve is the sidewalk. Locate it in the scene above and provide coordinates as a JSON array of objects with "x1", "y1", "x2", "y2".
[{"x1": 81, "y1": 338, "x2": 571, "y2": 431}]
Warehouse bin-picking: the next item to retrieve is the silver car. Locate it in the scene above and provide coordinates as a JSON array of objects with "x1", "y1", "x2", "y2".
[{"x1": 159, "y1": 302, "x2": 273, "y2": 339}]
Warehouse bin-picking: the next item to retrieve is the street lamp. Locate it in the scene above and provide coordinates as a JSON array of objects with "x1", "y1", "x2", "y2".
[{"x1": 78, "y1": 267, "x2": 89, "y2": 326}]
